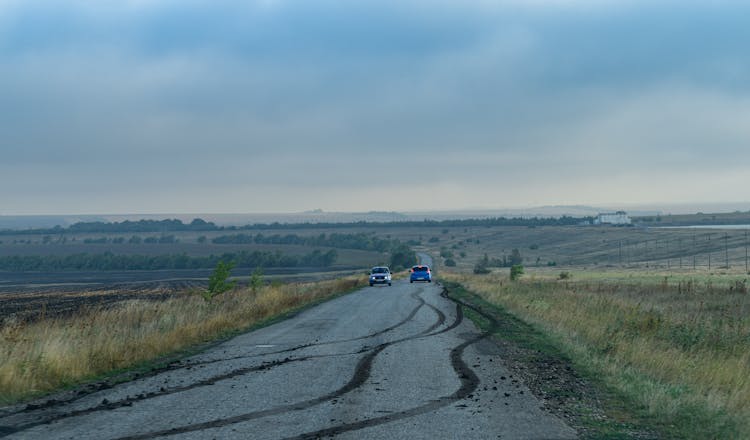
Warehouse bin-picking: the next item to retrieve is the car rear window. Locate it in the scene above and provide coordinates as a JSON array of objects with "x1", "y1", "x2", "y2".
[{"x1": 412, "y1": 266, "x2": 429, "y2": 272}]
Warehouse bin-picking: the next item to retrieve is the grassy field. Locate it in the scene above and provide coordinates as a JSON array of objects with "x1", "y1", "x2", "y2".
[
  {"x1": 633, "y1": 211, "x2": 750, "y2": 226},
  {"x1": 0, "y1": 275, "x2": 364, "y2": 405},
  {"x1": 441, "y1": 268, "x2": 750, "y2": 439},
  {"x1": 411, "y1": 225, "x2": 750, "y2": 273}
]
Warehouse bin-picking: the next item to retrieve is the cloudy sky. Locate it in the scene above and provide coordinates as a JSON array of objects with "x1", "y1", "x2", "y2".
[{"x1": 1, "y1": 0, "x2": 749, "y2": 215}]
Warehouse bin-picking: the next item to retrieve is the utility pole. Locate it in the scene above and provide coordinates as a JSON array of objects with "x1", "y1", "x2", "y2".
[
  {"x1": 619, "y1": 240, "x2": 622, "y2": 265},
  {"x1": 679, "y1": 238, "x2": 682, "y2": 269},
  {"x1": 708, "y1": 234, "x2": 712, "y2": 270}
]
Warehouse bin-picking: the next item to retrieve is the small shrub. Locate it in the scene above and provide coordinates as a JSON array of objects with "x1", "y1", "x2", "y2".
[
  {"x1": 558, "y1": 271, "x2": 572, "y2": 280},
  {"x1": 249, "y1": 267, "x2": 264, "y2": 293},
  {"x1": 440, "y1": 248, "x2": 454, "y2": 259},
  {"x1": 203, "y1": 260, "x2": 236, "y2": 301},
  {"x1": 510, "y1": 264, "x2": 524, "y2": 281},
  {"x1": 444, "y1": 258, "x2": 456, "y2": 267}
]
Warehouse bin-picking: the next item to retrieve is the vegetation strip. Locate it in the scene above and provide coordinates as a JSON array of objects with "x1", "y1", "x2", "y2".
[
  {"x1": 442, "y1": 271, "x2": 750, "y2": 439},
  {"x1": 0, "y1": 216, "x2": 593, "y2": 236},
  {"x1": 0, "y1": 249, "x2": 338, "y2": 271}
]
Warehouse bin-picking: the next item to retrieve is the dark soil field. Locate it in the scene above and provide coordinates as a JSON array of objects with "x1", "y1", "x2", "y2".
[
  {"x1": 0, "y1": 228, "x2": 388, "y2": 325},
  {"x1": 0, "y1": 287, "x2": 180, "y2": 324},
  {"x1": 0, "y1": 266, "x2": 362, "y2": 324}
]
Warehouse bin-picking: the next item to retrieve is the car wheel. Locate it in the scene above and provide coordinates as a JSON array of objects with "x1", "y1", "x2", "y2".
[
  {"x1": 388, "y1": 282, "x2": 392, "y2": 286},
  {"x1": 369, "y1": 283, "x2": 373, "y2": 287}
]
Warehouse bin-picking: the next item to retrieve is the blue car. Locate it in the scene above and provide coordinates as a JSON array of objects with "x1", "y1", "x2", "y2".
[{"x1": 410, "y1": 265, "x2": 432, "y2": 283}]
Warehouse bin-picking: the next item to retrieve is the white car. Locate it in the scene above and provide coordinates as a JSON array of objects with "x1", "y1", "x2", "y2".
[{"x1": 369, "y1": 266, "x2": 392, "y2": 286}]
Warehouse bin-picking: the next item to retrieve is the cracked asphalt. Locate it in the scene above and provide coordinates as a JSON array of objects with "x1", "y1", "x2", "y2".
[{"x1": 0, "y1": 258, "x2": 577, "y2": 439}]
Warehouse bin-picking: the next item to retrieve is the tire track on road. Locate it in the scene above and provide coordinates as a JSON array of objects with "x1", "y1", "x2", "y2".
[{"x1": 285, "y1": 289, "x2": 498, "y2": 440}]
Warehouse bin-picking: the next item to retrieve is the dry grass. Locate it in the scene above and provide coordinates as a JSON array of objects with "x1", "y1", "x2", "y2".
[
  {"x1": 442, "y1": 269, "x2": 750, "y2": 438},
  {"x1": 0, "y1": 276, "x2": 363, "y2": 405}
]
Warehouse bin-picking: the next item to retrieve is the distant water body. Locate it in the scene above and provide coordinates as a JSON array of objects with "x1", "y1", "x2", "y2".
[{"x1": 658, "y1": 224, "x2": 750, "y2": 230}]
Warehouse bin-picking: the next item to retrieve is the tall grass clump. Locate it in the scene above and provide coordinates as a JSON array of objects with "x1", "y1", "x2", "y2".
[
  {"x1": 442, "y1": 271, "x2": 750, "y2": 439},
  {"x1": 0, "y1": 276, "x2": 362, "y2": 405}
]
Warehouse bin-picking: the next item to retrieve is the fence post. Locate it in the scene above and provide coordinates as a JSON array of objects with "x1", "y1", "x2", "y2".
[
  {"x1": 725, "y1": 233, "x2": 729, "y2": 269},
  {"x1": 746, "y1": 230, "x2": 748, "y2": 273},
  {"x1": 693, "y1": 233, "x2": 696, "y2": 271}
]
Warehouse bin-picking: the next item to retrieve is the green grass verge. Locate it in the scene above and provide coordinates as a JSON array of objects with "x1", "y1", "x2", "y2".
[{"x1": 443, "y1": 280, "x2": 661, "y2": 439}]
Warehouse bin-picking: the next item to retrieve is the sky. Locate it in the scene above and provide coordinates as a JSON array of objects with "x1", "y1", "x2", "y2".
[{"x1": 1, "y1": 0, "x2": 749, "y2": 215}]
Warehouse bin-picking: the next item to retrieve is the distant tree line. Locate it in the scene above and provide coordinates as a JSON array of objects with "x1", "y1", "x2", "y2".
[
  {"x1": 211, "y1": 232, "x2": 397, "y2": 252},
  {"x1": 0, "y1": 216, "x2": 593, "y2": 236},
  {"x1": 0, "y1": 218, "x2": 217, "y2": 235},
  {"x1": 226, "y1": 216, "x2": 592, "y2": 230},
  {"x1": 473, "y1": 249, "x2": 524, "y2": 274},
  {"x1": 81, "y1": 235, "x2": 178, "y2": 244},
  {"x1": 0, "y1": 249, "x2": 338, "y2": 271}
]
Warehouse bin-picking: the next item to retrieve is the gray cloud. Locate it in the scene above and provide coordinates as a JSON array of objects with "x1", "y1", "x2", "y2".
[{"x1": 1, "y1": 0, "x2": 749, "y2": 213}]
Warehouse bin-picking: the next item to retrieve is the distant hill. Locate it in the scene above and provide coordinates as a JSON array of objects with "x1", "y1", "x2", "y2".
[{"x1": 2, "y1": 202, "x2": 747, "y2": 230}]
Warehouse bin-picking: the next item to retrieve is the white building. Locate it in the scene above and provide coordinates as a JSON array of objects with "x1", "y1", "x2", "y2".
[{"x1": 594, "y1": 211, "x2": 631, "y2": 225}]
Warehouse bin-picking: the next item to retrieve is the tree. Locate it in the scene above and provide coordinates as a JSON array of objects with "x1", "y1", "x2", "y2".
[
  {"x1": 203, "y1": 260, "x2": 236, "y2": 301},
  {"x1": 473, "y1": 254, "x2": 491, "y2": 274},
  {"x1": 390, "y1": 244, "x2": 417, "y2": 271},
  {"x1": 508, "y1": 248, "x2": 523, "y2": 266},
  {"x1": 444, "y1": 258, "x2": 456, "y2": 267}
]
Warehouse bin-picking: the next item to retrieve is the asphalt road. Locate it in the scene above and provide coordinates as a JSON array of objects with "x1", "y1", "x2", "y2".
[{"x1": 0, "y1": 260, "x2": 576, "y2": 439}]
